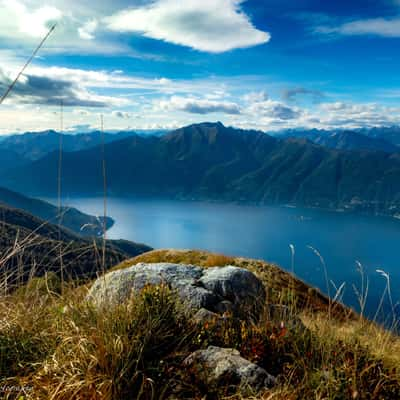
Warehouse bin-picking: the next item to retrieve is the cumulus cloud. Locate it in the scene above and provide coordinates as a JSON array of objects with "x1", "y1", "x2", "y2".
[
  {"x1": 105, "y1": 0, "x2": 270, "y2": 53},
  {"x1": 159, "y1": 96, "x2": 241, "y2": 114},
  {"x1": 0, "y1": 67, "x2": 128, "y2": 107},
  {"x1": 247, "y1": 98, "x2": 301, "y2": 120}
]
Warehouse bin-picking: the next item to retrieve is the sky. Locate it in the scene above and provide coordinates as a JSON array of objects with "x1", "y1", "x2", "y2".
[{"x1": 1, "y1": 0, "x2": 400, "y2": 134}]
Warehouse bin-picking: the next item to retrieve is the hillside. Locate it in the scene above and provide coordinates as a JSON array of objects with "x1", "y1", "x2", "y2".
[
  {"x1": 3, "y1": 122, "x2": 400, "y2": 217},
  {"x1": 0, "y1": 186, "x2": 113, "y2": 237},
  {"x1": 0, "y1": 203, "x2": 152, "y2": 285},
  {"x1": 1, "y1": 248, "x2": 399, "y2": 399},
  {"x1": 0, "y1": 148, "x2": 29, "y2": 169}
]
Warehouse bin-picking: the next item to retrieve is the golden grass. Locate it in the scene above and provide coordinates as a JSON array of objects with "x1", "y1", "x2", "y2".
[
  {"x1": 0, "y1": 248, "x2": 399, "y2": 399},
  {"x1": 301, "y1": 312, "x2": 400, "y2": 373}
]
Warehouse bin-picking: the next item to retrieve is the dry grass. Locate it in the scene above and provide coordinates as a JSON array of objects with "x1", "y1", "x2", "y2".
[{"x1": 0, "y1": 248, "x2": 399, "y2": 399}]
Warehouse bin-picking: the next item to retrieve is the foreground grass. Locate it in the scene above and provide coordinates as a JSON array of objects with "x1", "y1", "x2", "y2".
[{"x1": 0, "y1": 250, "x2": 399, "y2": 399}]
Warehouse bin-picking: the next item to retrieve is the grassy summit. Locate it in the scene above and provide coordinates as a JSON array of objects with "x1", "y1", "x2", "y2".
[{"x1": 0, "y1": 249, "x2": 399, "y2": 399}]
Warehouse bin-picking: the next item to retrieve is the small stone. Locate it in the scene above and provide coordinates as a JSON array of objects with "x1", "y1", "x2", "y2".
[
  {"x1": 193, "y1": 308, "x2": 220, "y2": 324},
  {"x1": 183, "y1": 346, "x2": 276, "y2": 393}
]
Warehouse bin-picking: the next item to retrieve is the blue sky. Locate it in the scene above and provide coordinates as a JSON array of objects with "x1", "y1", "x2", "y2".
[{"x1": 1, "y1": 0, "x2": 400, "y2": 133}]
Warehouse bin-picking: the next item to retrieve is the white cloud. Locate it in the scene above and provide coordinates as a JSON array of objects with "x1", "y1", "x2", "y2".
[
  {"x1": 316, "y1": 16, "x2": 400, "y2": 38},
  {"x1": 316, "y1": 102, "x2": 400, "y2": 128},
  {"x1": 159, "y1": 96, "x2": 241, "y2": 114},
  {"x1": 0, "y1": 0, "x2": 133, "y2": 56},
  {"x1": 247, "y1": 98, "x2": 301, "y2": 120},
  {"x1": 78, "y1": 19, "x2": 98, "y2": 40},
  {"x1": 242, "y1": 91, "x2": 268, "y2": 103},
  {"x1": 2, "y1": 50, "x2": 400, "y2": 134},
  {"x1": 0, "y1": 65, "x2": 130, "y2": 107},
  {"x1": 0, "y1": 0, "x2": 61, "y2": 39},
  {"x1": 106, "y1": 0, "x2": 270, "y2": 53}
]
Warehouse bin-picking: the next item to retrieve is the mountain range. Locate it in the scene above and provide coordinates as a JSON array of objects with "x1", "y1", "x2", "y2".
[
  {"x1": 276, "y1": 129, "x2": 399, "y2": 153},
  {"x1": 0, "y1": 129, "x2": 138, "y2": 169},
  {"x1": 1, "y1": 122, "x2": 400, "y2": 217},
  {"x1": 358, "y1": 126, "x2": 400, "y2": 147}
]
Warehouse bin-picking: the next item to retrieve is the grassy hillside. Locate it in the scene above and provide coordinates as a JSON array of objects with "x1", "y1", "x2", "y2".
[
  {"x1": 1, "y1": 249, "x2": 398, "y2": 399},
  {"x1": 0, "y1": 203, "x2": 152, "y2": 286}
]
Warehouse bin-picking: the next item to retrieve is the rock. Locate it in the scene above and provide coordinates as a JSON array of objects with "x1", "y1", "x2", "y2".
[
  {"x1": 183, "y1": 346, "x2": 276, "y2": 393},
  {"x1": 193, "y1": 308, "x2": 221, "y2": 324},
  {"x1": 87, "y1": 263, "x2": 265, "y2": 319}
]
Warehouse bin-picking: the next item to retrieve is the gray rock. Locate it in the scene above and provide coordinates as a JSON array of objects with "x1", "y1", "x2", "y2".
[
  {"x1": 88, "y1": 263, "x2": 265, "y2": 319},
  {"x1": 183, "y1": 346, "x2": 276, "y2": 392},
  {"x1": 193, "y1": 308, "x2": 221, "y2": 324}
]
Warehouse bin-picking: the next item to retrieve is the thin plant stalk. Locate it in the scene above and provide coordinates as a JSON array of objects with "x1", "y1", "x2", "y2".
[
  {"x1": 307, "y1": 245, "x2": 331, "y2": 319},
  {"x1": 0, "y1": 25, "x2": 56, "y2": 105},
  {"x1": 101, "y1": 114, "x2": 107, "y2": 275},
  {"x1": 58, "y1": 100, "x2": 64, "y2": 295}
]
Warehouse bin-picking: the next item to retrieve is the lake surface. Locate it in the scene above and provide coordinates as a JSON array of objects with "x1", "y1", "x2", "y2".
[{"x1": 46, "y1": 197, "x2": 400, "y2": 322}]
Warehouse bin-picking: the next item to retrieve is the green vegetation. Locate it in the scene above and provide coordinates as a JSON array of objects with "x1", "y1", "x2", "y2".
[{"x1": 0, "y1": 249, "x2": 399, "y2": 399}]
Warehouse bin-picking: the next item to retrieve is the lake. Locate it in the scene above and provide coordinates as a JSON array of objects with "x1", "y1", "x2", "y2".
[{"x1": 46, "y1": 197, "x2": 400, "y2": 322}]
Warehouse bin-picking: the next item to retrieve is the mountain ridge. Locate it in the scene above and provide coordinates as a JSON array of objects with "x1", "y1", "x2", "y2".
[
  {"x1": 277, "y1": 129, "x2": 398, "y2": 153},
  {"x1": 0, "y1": 186, "x2": 113, "y2": 237},
  {"x1": 2, "y1": 122, "x2": 400, "y2": 217}
]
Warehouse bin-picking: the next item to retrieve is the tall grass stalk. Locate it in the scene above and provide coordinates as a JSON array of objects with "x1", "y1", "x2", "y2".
[
  {"x1": 0, "y1": 25, "x2": 56, "y2": 105},
  {"x1": 101, "y1": 114, "x2": 107, "y2": 275},
  {"x1": 58, "y1": 100, "x2": 64, "y2": 295},
  {"x1": 307, "y1": 245, "x2": 331, "y2": 319},
  {"x1": 353, "y1": 260, "x2": 369, "y2": 318}
]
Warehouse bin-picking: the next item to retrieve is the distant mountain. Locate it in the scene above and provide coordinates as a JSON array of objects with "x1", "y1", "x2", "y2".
[
  {"x1": 0, "y1": 203, "x2": 152, "y2": 285},
  {"x1": 0, "y1": 130, "x2": 137, "y2": 162},
  {"x1": 357, "y1": 126, "x2": 400, "y2": 147},
  {"x1": 0, "y1": 186, "x2": 113, "y2": 237},
  {"x1": 3, "y1": 122, "x2": 400, "y2": 217},
  {"x1": 276, "y1": 129, "x2": 398, "y2": 153},
  {"x1": 0, "y1": 148, "x2": 29, "y2": 169}
]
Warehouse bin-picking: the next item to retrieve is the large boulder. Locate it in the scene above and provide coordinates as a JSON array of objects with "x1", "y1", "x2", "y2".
[
  {"x1": 183, "y1": 346, "x2": 276, "y2": 393},
  {"x1": 87, "y1": 263, "x2": 265, "y2": 318}
]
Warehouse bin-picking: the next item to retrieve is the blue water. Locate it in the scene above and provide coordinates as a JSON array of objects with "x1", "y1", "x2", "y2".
[{"x1": 47, "y1": 197, "x2": 400, "y2": 322}]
